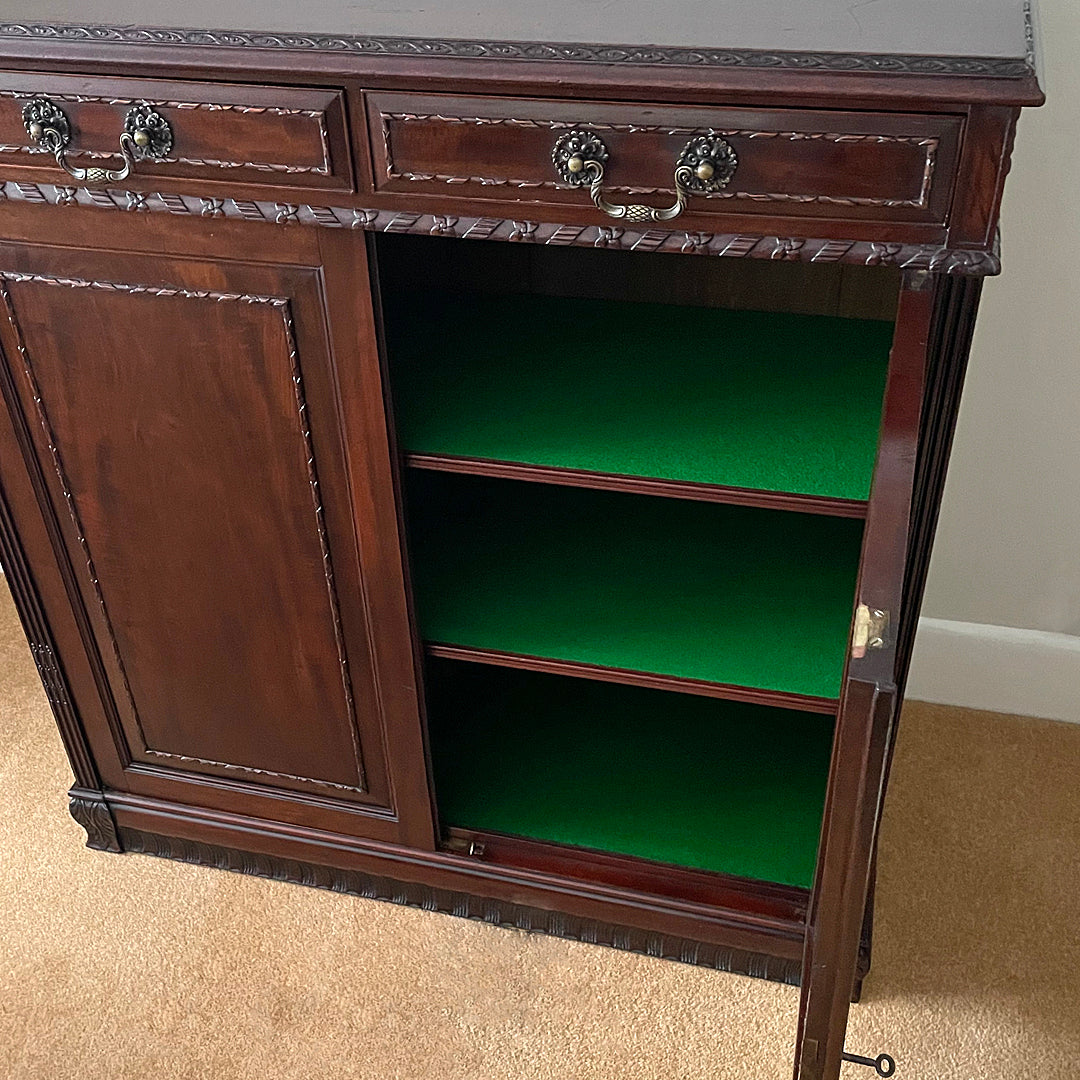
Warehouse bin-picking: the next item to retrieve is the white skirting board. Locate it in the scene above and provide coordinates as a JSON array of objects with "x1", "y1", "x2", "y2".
[{"x1": 907, "y1": 618, "x2": 1080, "y2": 725}]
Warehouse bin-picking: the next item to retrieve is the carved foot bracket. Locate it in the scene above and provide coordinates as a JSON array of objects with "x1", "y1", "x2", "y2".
[{"x1": 68, "y1": 787, "x2": 123, "y2": 852}]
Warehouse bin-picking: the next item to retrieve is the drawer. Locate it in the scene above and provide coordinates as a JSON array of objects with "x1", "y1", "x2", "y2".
[
  {"x1": 0, "y1": 72, "x2": 353, "y2": 192},
  {"x1": 368, "y1": 92, "x2": 962, "y2": 227}
]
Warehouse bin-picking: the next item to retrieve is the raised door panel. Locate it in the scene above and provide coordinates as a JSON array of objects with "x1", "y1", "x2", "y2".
[{"x1": 0, "y1": 223, "x2": 431, "y2": 846}]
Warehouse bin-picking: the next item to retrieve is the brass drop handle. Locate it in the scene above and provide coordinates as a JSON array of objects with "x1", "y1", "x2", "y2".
[
  {"x1": 22, "y1": 97, "x2": 173, "y2": 185},
  {"x1": 553, "y1": 129, "x2": 738, "y2": 223}
]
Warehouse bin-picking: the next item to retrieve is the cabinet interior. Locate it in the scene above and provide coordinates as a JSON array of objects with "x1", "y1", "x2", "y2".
[
  {"x1": 425, "y1": 660, "x2": 835, "y2": 889},
  {"x1": 376, "y1": 234, "x2": 901, "y2": 890}
]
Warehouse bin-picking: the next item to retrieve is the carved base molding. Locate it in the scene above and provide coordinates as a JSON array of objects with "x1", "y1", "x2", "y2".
[
  {"x1": 69, "y1": 788, "x2": 123, "y2": 852},
  {"x1": 115, "y1": 825, "x2": 804, "y2": 985},
  {"x1": 0, "y1": 179, "x2": 1003, "y2": 276}
]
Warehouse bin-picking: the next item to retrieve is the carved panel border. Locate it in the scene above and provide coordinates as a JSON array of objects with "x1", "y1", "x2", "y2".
[
  {"x1": 0, "y1": 271, "x2": 367, "y2": 795},
  {"x1": 0, "y1": 9, "x2": 1037, "y2": 78},
  {"x1": 0, "y1": 180, "x2": 1003, "y2": 275},
  {"x1": 0, "y1": 89, "x2": 333, "y2": 175},
  {"x1": 118, "y1": 825, "x2": 805, "y2": 984},
  {"x1": 380, "y1": 112, "x2": 939, "y2": 209}
]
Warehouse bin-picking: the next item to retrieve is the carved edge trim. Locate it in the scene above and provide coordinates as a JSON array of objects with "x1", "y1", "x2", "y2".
[
  {"x1": 0, "y1": 271, "x2": 367, "y2": 795},
  {"x1": 117, "y1": 825, "x2": 804, "y2": 984},
  {"x1": 69, "y1": 789, "x2": 122, "y2": 851},
  {"x1": 381, "y1": 113, "x2": 938, "y2": 209},
  {"x1": 0, "y1": 274, "x2": 153, "y2": 764},
  {"x1": 0, "y1": 477, "x2": 99, "y2": 787},
  {"x1": 0, "y1": 18, "x2": 1036, "y2": 79},
  {"x1": 276, "y1": 298, "x2": 367, "y2": 791},
  {"x1": 0, "y1": 181, "x2": 1003, "y2": 275},
  {"x1": 0, "y1": 90, "x2": 332, "y2": 175},
  {"x1": 1024, "y1": 0, "x2": 1038, "y2": 71}
]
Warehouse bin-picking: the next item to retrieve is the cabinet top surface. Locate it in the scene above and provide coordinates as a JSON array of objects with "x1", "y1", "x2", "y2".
[{"x1": 0, "y1": 0, "x2": 1037, "y2": 68}]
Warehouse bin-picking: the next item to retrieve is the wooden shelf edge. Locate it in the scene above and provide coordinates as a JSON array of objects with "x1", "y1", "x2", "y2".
[
  {"x1": 442, "y1": 826, "x2": 811, "y2": 920},
  {"x1": 426, "y1": 643, "x2": 840, "y2": 715},
  {"x1": 406, "y1": 453, "x2": 869, "y2": 519}
]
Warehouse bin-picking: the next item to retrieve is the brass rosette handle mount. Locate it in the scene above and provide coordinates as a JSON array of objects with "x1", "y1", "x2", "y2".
[
  {"x1": 22, "y1": 97, "x2": 173, "y2": 185},
  {"x1": 552, "y1": 128, "x2": 737, "y2": 222}
]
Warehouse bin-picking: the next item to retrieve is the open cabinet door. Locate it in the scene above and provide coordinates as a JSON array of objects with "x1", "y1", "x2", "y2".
[{"x1": 793, "y1": 270, "x2": 982, "y2": 1080}]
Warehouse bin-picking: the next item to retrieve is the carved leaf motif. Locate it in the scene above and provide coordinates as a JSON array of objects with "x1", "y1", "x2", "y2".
[
  {"x1": 0, "y1": 180, "x2": 1004, "y2": 277},
  {"x1": 0, "y1": 21, "x2": 1036, "y2": 76}
]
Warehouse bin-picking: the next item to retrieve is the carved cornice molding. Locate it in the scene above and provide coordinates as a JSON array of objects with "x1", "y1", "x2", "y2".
[
  {"x1": 0, "y1": 18, "x2": 1036, "y2": 78},
  {"x1": 118, "y1": 825, "x2": 804, "y2": 983},
  {"x1": 0, "y1": 180, "x2": 1003, "y2": 275}
]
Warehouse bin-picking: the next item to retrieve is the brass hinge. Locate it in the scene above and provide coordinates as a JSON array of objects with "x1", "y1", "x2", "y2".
[{"x1": 852, "y1": 604, "x2": 889, "y2": 658}]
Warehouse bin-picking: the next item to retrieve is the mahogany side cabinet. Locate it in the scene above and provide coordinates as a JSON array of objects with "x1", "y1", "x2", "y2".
[{"x1": 0, "y1": 3, "x2": 1044, "y2": 1077}]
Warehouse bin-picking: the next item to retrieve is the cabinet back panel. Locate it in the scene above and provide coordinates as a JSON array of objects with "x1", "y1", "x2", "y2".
[
  {"x1": 387, "y1": 291, "x2": 893, "y2": 502},
  {"x1": 376, "y1": 234, "x2": 900, "y2": 321},
  {"x1": 1, "y1": 273, "x2": 371, "y2": 793},
  {"x1": 406, "y1": 472, "x2": 863, "y2": 700},
  {"x1": 427, "y1": 659, "x2": 834, "y2": 889}
]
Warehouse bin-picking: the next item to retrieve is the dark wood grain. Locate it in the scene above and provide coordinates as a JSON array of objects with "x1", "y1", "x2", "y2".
[
  {"x1": 0, "y1": 16, "x2": 1044, "y2": 120},
  {"x1": 442, "y1": 827, "x2": 810, "y2": 920},
  {"x1": 794, "y1": 274, "x2": 937, "y2": 1080},
  {"x1": 0, "y1": 476, "x2": 99, "y2": 789},
  {"x1": 0, "y1": 265, "x2": 375, "y2": 793},
  {"x1": 0, "y1": 7, "x2": 1043, "y2": 1076},
  {"x1": 118, "y1": 819, "x2": 806, "y2": 982},
  {"x1": 0, "y1": 205, "x2": 435, "y2": 848},
  {"x1": 104, "y1": 783, "x2": 810, "y2": 977},
  {"x1": 407, "y1": 454, "x2": 869, "y2": 519},
  {"x1": 370, "y1": 92, "x2": 961, "y2": 227},
  {"x1": 0, "y1": 72, "x2": 353, "y2": 192},
  {"x1": 425, "y1": 644, "x2": 840, "y2": 716}
]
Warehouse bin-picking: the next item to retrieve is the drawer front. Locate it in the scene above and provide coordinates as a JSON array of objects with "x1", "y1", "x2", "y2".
[
  {"x1": 0, "y1": 72, "x2": 352, "y2": 191},
  {"x1": 368, "y1": 93, "x2": 962, "y2": 226}
]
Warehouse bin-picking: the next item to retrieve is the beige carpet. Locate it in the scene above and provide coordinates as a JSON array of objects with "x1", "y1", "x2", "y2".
[{"x1": 1, "y1": 579, "x2": 1078, "y2": 1080}]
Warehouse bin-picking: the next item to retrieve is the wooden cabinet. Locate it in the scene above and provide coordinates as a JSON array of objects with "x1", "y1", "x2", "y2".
[
  {"x1": 0, "y1": 71, "x2": 354, "y2": 192},
  {"x1": 368, "y1": 93, "x2": 963, "y2": 228},
  {"x1": 0, "y1": 4, "x2": 1043, "y2": 1079},
  {"x1": 0, "y1": 214, "x2": 433, "y2": 847}
]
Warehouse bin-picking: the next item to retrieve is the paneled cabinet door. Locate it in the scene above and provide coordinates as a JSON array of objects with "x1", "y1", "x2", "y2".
[{"x1": 0, "y1": 214, "x2": 433, "y2": 849}]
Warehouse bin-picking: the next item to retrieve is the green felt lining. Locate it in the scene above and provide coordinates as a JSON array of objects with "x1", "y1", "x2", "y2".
[
  {"x1": 426, "y1": 660, "x2": 833, "y2": 888},
  {"x1": 388, "y1": 292, "x2": 893, "y2": 501},
  {"x1": 406, "y1": 473, "x2": 864, "y2": 700}
]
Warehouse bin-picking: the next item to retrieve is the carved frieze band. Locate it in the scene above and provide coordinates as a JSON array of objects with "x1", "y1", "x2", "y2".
[
  {"x1": 381, "y1": 113, "x2": 939, "y2": 209},
  {"x1": 0, "y1": 179, "x2": 1003, "y2": 275},
  {"x1": 0, "y1": 89, "x2": 332, "y2": 175},
  {"x1": 0, "y1": 13, "x2": 1036, "y2": 78},
  {"x1": 118, "y1": 825, "x2": 805, "y2": 984},
  {"x1": 0, "y1": 271, "x2": 366, "y2": 794}
]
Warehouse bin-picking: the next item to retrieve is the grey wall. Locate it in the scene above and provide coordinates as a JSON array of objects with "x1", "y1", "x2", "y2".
[{"x1": 921, "y1": 0, "x2": 1080, "y2": 637}]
